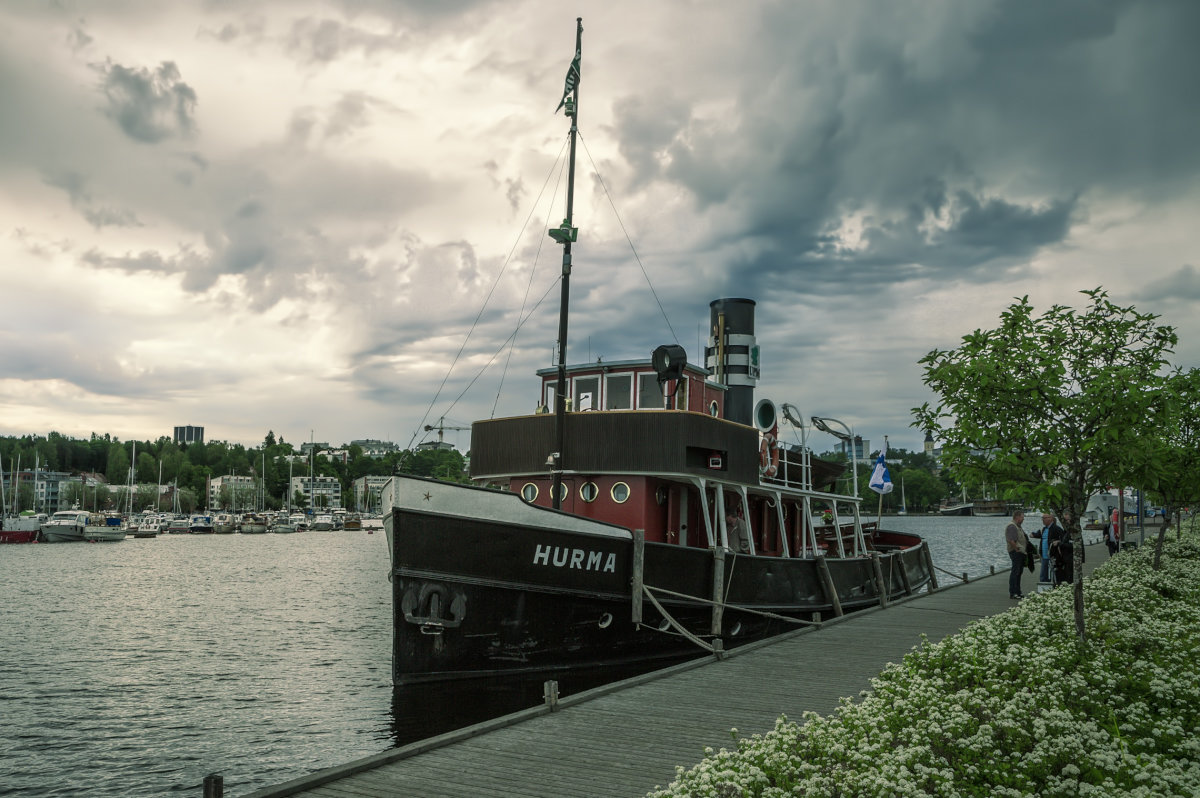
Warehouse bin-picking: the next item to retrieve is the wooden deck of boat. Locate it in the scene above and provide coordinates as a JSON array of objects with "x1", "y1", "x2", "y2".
[{"x1": 240, "y1": 545, "x2": 1106, "y2": 798}]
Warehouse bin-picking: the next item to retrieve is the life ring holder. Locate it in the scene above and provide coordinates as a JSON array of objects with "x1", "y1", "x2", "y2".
[{"x1": 759, "y1": 427, "x2": 780, "y2": 478}]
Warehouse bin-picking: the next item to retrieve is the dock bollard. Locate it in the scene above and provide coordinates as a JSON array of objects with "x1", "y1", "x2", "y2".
[
  {"x1": 962, "y1": 572, "x2": 968, "y2": 583},
  {"x1": 203, "y1": 774, "x2": 223, "y2": 798},
  {"x1": 543, "y1": 679, "x2": 559, "y2": 710},
  {"x1": 990, "y1": 565, "x2": 995, "y2": 575}
]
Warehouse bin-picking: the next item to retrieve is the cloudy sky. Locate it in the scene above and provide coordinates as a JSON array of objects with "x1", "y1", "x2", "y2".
[{"x1": 2, "y1": 0, "x2": 1197, "y2": 455}]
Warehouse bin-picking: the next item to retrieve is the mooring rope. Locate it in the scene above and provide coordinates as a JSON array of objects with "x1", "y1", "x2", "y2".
[{"x1": 644, "y1": 584, "x2": 821, "y2": 628}]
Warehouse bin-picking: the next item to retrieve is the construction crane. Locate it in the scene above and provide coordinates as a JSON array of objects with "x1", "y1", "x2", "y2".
[{"x1": 423, "y1": 416, "x2": 470, "y2": 445}]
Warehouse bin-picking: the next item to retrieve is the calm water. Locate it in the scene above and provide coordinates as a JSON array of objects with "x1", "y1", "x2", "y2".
[{"x1": 0, "y1": 516, "x2": 1085, "y2": 797}]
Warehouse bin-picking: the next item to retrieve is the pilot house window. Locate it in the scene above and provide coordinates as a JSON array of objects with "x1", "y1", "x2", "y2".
[
  {"x1": 573, "y1": 377, "x2": 600, "y2": 411},
  {"x1": 605, "y1": 374, "x2": 632, "y2": 409},
  {"x1": 638, "y1": 373, "x2": 665, "y2": 409}
]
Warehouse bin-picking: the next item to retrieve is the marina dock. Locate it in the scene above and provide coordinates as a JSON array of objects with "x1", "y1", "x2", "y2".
[{"x1": 238, "y1": 544, "x2": 1106, "y2": 798}]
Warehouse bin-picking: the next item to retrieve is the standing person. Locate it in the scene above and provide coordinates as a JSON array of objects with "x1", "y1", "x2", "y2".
[
  {"x1": 1106, "y1": 507, "x2": 1121, "y2": 556},
  {"x1": 1031, "y1": 512, "x2": 1065, "y2": 584},
  {"x1": 725, "y1": 502, "x2": 751, "y2": 554},
  {"x1": 1006, "y1": 510, "x2": 1027, "y2": 599}
]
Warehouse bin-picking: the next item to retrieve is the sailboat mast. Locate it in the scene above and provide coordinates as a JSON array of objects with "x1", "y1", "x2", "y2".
[{"x1": 551, "y1": 17, "x2": 583, "y2": 511}]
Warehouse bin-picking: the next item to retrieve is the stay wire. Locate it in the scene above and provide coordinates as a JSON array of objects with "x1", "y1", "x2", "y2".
[
  {"x1": 408, "y1": 134, "x2": 571, "y2": 449},
  {"x1": 443, "y1": 279, "x2": 563, "y2": 421},
  {"x1": 491, "y1": 137, "x2": 570, "y2": 417},
  {"x1": 578, "y1": 131, "x2": 680, "y2": 346}
]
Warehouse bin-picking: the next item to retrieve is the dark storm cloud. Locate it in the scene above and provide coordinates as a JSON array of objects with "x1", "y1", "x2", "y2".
[
  {"x1": 42, "y1": 169, "x2": 143, "y2": 229},
  {"x1": 609, "y1": 1, "x2": 1200, "y2": 295},
  {"x1": 1135, "y1": 265, "x2": 1200, "y2": 304},
  {"x1": 0, "y1": 328, "x2": 168, "y2": 399},
  {"x1": 285, "y1": 16, "x2": 403, "y2": 63},
  {"x1": 97, "y1": 60, "x2": 197, "y2": 143},
  {"x1": 80, "y1": 247, "x2": 199, "y2": 275}
]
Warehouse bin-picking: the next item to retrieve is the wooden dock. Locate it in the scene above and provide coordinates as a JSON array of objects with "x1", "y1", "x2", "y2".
[{"x1": 238, "y1": 546, "x2": 1105, "y2": 798}]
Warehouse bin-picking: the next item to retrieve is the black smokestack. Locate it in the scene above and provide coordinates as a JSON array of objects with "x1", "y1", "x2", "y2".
[{"x1": 705, "y1": 298, "x2": 758, "y2": 425}]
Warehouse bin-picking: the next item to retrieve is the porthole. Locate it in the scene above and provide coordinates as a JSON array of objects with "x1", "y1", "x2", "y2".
[
  {"x1": 729, "y1": 621, "x2": 743, "y2": 637},
  {"x1": 709, "y1": 400, "x2": 719, "y2": 417},
  {"x1": 655, "y1": 486, "x2": 667, "y2": 505},
  {"x1": 598, "y1": 612, "x2": 613, "y2": 629},
  {"x1": 658, "y1": 618, "x2": 671, "y2": 631},
  {"x1": 580, "y1": 482, "x2": 599, "y2": 502},
  {"x1": 520, "y1": 483, "x2": 538, "y2": 502},
  {"x1": 611, "y1": 482, "x2": 631, "y2": 504},
  {"x1": 555, "y1": 483, "x2": 568, "y2": 502}
]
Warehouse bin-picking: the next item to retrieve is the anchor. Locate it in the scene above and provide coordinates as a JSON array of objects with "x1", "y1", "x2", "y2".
[{"x1": 400, "y1": 583, "x2": 466, "y2": 635}]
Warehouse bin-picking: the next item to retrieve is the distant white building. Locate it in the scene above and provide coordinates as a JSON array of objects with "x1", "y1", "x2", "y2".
[
  {"x1": 290, "y1": 474, "x2": 342, "y2": 511},
  {"x1": 351, "y1": 439, "x2": 401, "y2": 458},
  {"x1": 210, "y1": 474, "x2": 256, "y2": 509},
  {"x1": 352, "y1": 475, "x2": 391, "y2": 512},
  {"x1": 319, "y1": 449, "x2": 349, "y2": 465}
]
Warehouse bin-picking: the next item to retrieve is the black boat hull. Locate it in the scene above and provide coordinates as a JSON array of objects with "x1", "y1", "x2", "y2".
[{"x1": 387, "y1": 503, "x2": 931, "y2": 686}]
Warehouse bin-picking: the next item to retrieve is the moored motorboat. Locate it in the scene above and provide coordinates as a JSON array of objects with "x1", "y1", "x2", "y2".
[
  {"x1": 311, "y1": 514, "x2": 334, "y2": 531},
  {"x1": 213, "y1": 512, "x2": 237, "y2": 534},
  {"x1": 343, "y1": 513, "x2": 363, "y2": 531},
  {"x1": 239, "y1": 513, "x2": 268, "y2": 534},
  {"x1": 269, "y1": 513, "x2": 297, "y2": 533},
  {"x1": 166, "y1": 517, "x2": 190, "y2": 534},
  {"x1": 83, "y1": 513, "x2": 126, "y2": 542},
  {"x1": 41, "y1": 510, "x2": 90, "y2": 543},
  {"x1": 132, "y1": 516, "x2": 160, "y2": 538},
  {"x1": 939, "y1": 500, "x2": 973, "y2": 516},
  {"x1": 189, "y1": 514, "x2": 215, "y2": 534}
]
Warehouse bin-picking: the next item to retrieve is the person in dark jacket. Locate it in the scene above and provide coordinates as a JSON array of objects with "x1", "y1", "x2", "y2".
[{"x1": 1030, "y1": 512, "x2": 1066, "y2": 584}]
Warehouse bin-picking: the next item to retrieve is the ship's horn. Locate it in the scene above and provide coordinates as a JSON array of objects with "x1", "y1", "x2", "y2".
[{"x1": 753, "y1": 398, "x2": 778, "y2": 432}]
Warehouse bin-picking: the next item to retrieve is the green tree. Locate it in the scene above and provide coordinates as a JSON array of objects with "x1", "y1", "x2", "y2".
[
  {"x1": 1143, "y1": 368, "x2": 1200, "y2": 569},
  {"x1": 136, "y1": 452, "x2": 158, "y2": 484},
  {"x1": 106, "y1": 443, "x2": 130, "y2": 487},
  {"x1": 896, "y1": 467, "x2": 948, "y2": 513},
  {"x1": 61, "y1": 480, "x2": 84, "y2": 509},
  {"x1": 913, "y1": 288, "x2": 1176, "y2": 641},
  {"x1": 136, "y1": 484, "x2": 158, "y2": 511}
]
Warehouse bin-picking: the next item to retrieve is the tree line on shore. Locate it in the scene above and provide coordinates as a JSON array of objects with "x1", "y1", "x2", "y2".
[{"x1": 0, "y1": 430, "x2": 469, "y2": 514}]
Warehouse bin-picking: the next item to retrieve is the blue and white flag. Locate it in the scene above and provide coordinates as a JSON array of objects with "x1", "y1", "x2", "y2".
[
  {"x1": 869, "y1": 447, "x2": 893, "y2": 495},
  {"x1": 555, "y1": 46, "x2": 581, "y2": 113}
]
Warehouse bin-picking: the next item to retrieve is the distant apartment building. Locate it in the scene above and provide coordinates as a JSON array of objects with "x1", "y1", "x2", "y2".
[
  {"x1": 174, "y1": 425, "x2": 204, "y2": 445},
  {"x1": 352, "y1": 475, "x2": 391, "y2": 512},
  {"x1": 10, "y1": 469, "x2": 73, "y2": 511},
  {"x1": 351, "y1": 439, "x2": 401, "y2": 458},
  {"x1": 289, "y1": 474, "x2": 342, "y2": 511},
  {"x1": 209, "y1": 474, "x2": 256, "y2": 509}
]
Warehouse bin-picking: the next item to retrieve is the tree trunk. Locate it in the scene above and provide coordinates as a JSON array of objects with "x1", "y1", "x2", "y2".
[{"x1": 1072, "y1": 526, "x2": 1086, "y2": 641}]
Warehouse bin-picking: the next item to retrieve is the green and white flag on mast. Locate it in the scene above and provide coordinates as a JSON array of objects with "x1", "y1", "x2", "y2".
[{"x1": 555, "y1": 44, "x2": 580, "y2": 113}]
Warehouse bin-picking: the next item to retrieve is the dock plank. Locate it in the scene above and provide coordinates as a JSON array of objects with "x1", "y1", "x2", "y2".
[{"x1": 239, "y1": 545, "x2": 1104, "y2": 798}]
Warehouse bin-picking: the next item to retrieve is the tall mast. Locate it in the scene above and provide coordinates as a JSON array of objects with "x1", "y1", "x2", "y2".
[{"x1": 550, "y1": 17, "x2": 583, "y2": 511}]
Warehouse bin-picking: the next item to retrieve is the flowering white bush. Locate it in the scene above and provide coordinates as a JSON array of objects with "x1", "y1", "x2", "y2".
[{"x1": 648, "y1": 527, "x2": 1200, "y2": 797}]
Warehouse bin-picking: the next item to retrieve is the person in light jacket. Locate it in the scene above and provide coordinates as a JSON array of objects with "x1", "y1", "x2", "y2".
[{"x1": 1005, "y1": 510, "x2": 1027, "y2": 599}]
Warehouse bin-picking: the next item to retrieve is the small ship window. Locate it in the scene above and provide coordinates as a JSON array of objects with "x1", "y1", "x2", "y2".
[
  {"x1": 580, "y1": 482, "x2": 599, "y2": 502},
  {"x1": 709, "y1": 400, "x2": 719, "y2": 417},
  {"x1": 611, "y1": 482, "x2": 631, "y2": 503},
  {"x1": 555, "y1": 483, "x2": 568, "y2": 502},
  {"x1": 520, "y1": 483, "x2": 538, "y2": 502}
]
